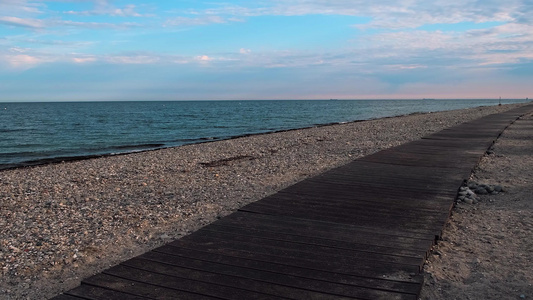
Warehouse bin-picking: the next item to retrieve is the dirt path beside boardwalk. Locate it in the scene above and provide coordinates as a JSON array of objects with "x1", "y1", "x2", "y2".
[
  {"x1": 420, "y1": 112, "x2": 533, "y2": 300},
  {"x1": 0, "y1": 103, "x2": 529, "y2": 299}
]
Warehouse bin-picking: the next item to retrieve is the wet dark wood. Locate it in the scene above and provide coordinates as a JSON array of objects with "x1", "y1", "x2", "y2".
[{"x1": 52, "y1": 104, "x2": 533, "y2": 300}]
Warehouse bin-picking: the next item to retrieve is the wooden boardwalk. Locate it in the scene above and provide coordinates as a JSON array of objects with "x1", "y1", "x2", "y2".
[{"x1": 52, "y1": 105, "x2": 533, "y2": 300}]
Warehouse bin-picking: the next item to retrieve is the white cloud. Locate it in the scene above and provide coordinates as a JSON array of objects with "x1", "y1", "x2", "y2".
[
  {"x1": 52, "y1": 20, "x2": 141, "y2": 29},
  {"x1": 64, "y1": 1, "x2": 146, "y2": 17},
  {"x1": 2, "y1": 54, "x2": 50, "y2": 70},
  {"x1": 164, "y1": 16, "x2": 227, "y2": 27},
  {"x1": 106, "y1": 55, "x2": 160, "y2": 64},
  {"x1": 193, "y1": 0, "x2": 525, "y2": 29},
  {"x1": 0, "y1": 16, "x2": 45, "y2": 28},
  {"x1": 73, "y1": 57, "x2": 97, "y2": 63},
  {"x1": 239, "y1": 48, "x2": 251, "y2": 54},
  {"x1": 195, "y1": 55, "x2": 212, "y2": 61},
  {"x1": 9, "y1": 47, "x2": 30, "y2": 53},
  {"x1": 0, "y1": 0, "x2": 44, "y2": 15},
  {"x1": 386, "y1": 64, "x2": 428, "y2": 70}
]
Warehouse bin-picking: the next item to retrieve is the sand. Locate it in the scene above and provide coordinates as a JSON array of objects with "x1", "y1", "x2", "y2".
[{"x1": 0, "y1": 103, "x2": 529, "y2": 299}]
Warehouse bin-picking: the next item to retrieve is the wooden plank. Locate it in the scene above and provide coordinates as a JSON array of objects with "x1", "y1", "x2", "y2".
[
  {"x1": 165, "y1": 239, "x2": 421, "y2": 279},
  {"x1": 222, "y1": 203, "x2": 448, "y2": 236},
  {"x1": 82, "y1": 272, "x2": 251, "y2": 299},
  {"x1": 203, "y1": 223, "x2": 424, "y2": 258},
  {"x1": 214, "y1": 211, "x2": 434, "y2": 251},
  {"x1": 175, "y1": 233, "x2": 423, "y2": 271},
  {"x1": 358, "y1": 147, "x2": 480, "y2": 169},
  {"x1": 256, "y1": 191, "x2": 453, "y2": 217},
  {"x1": 239, "y1": 204, "x2": 447, "y2": 238},
  {"x1": 64, "y1": 284, "x2": 156, "y2": 300},
  {"x1": 316, "y1": 162, "x2": 465, "y2": 185},
  {"x1": 189, "y1": 228, "x2": 425, "y2": 268},
  {"x1": 145, "y1": 248, "x2": 423, "y2": 294},
  {"x1": 241, "y1": 200, "x2": 449, "y2": 229},
  {"x1": 123, "y1": 257, "x2": 417, "y2": 300},
  {"x1": 276, "y1": 182, "x2": 458, "y2": 209},
  {"x1": 102, "y1": 264, "x2": 295, "y2": 300}
]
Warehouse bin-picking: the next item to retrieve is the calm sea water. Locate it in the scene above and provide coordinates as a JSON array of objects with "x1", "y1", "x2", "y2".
[{"x1": 0, "y1": 99, "x2": 528, "y2": 169}]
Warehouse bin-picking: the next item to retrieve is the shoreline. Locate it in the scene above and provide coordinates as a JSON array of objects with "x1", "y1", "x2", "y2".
[
  {"x1": 2, "y1": 101, "x2": 528, "y2": 172},
  {"x1": 0, "y1": 103, "x2": 528, "y2": 299},
  {"x1": 0, "y1": 119, "x2": 366, "y2": 172}
]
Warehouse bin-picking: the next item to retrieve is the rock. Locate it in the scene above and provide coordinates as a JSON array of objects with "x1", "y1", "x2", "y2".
[
  {"x1": 475, "y1": 187, "x2": 488, "y2": 195},
  {"x1": 486, "y1": 185, "x2": 495, "y2": 193},
  {"x1": 468, "y1": 182, "x2": 478, "y2": 189},
  {"x1": 458, "y1": 191, "x2": 467, "y2": 196},
  {"x1": 464, "y1": 198, "x2": 474, "y2": 204},
  {"x1": 494, "y1": 185, "x2": 503, "y2": 192}
]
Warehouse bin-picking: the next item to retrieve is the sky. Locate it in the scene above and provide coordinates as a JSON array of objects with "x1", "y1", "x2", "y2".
[{"x1": 0, "y1": 0, "x2": 532, "y2": 101}]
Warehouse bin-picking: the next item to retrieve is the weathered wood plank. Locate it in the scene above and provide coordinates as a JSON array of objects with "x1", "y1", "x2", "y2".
[
  {"x1": 214, "y1": 211, "x2": 434, "y2": 251},
  {"x1": 64, "y1": 283, "x2": 162, "y2": 300},
  {"x1": 204, "y1": 223, "x2": 425, "y2": 258},
  {"x1": 122, "y1": 257, "x2": 416, "y2": 300},
  {"x1": 145, "y1": 248, "x2": 422, "y2": 294}
]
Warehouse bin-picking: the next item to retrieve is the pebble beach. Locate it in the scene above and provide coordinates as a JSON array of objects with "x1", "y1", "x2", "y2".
[{"x1": 0, "y1": 103, "x2": 528, "y2": 299}]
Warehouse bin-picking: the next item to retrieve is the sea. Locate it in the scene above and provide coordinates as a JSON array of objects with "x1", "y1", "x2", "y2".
[{"x1": 0, "y1": 99, "x2": 529, "y2": 170}]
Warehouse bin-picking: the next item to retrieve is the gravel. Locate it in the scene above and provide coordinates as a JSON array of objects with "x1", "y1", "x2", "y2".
[{"x1": 0, "y1": 103, "x2": 527, "y2": 299}]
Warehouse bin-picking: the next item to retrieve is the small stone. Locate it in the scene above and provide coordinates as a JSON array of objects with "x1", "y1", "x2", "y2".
[
  {"x1": 464, "y1": 198, "x2": 474, "y2": 204},
  {"x1": 468, "y1": 182, "x2": 477, "y2": 189},
  {"x1": 475, "y1": 187, "x2": 488, "y2": 195},
  {"x1": 486, "y1": 185, "x2": 495, "y2": 193},
  {"x1": 494, "y1": 185, "x2": 503, "y2": 192}
]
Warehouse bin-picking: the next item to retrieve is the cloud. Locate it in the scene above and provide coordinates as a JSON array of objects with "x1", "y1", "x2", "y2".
[
  {"x1": 192, "y1": 0, "x2": 523, "y2": 29},
  {"x1": 3, "y1": 54, "x2": 46, "y2": 69},
  {"x1": 164, "y1": 15, "x2": 228, "y2": 27},
  {"x1": 0, "y1": 16, "x2": 45, "y2": 28},
  {"x1": 195, "y1": 55, "x2": 212, "y2": 61},
  {"x1": 239, "y1": 48, "x2": 251, "y2": 54},
  {"x1": 52, "y1": 20, "x2": 141, "y2": 29},
  {"x1": 386, "y1": 64, "x2": 428, "y2": 70},
  {"x1": 0, "y1": 16, "x2": 140, "y2": 31},
  {"x1": 105, "y1": 54, "x2": 160, "y2": 64},
  {"x1": 73, "y1": 57, "x2": 97, "y2": 63},
  {"x1": 64, "y1": 1, "x2": 146, "y2": 17},
  {"x1": 0, "y1": 0, "x2": 44, "y2": 15}
]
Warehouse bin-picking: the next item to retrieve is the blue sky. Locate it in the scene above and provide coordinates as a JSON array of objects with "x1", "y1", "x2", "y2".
[{"x1": 0, "y1": 0, "x2": 532, "y2": 101}]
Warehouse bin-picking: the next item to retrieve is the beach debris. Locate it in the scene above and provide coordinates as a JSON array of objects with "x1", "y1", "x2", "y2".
[{"x1": 456, "y1": 181, "x2": 505, "y2": 204}]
